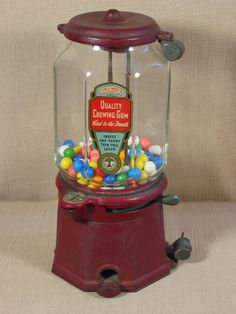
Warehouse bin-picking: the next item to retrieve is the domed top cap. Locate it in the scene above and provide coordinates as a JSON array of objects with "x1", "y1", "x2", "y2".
[{"x1": 58, "y1": 9, "x2": 167, "y2": 47}]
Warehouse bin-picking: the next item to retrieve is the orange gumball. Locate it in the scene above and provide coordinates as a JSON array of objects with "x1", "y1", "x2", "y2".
[
  {"x1": 93, "y1": 175, "x2": 103, "y2": 183},
  {"x1": 68, "y1": 166, "x2": 77, "y2": 177}
]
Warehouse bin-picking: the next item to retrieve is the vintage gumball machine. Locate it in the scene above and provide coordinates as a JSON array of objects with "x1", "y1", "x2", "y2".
[{"x1": 52, "y1": 9, "x2": 192, "y2": 297}]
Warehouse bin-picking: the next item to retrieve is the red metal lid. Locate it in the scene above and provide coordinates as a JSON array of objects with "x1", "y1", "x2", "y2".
[{"x1": 58, "y1": 9, "x2": 173, "y2": 47}]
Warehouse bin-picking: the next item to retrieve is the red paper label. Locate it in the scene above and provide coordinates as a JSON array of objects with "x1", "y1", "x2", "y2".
[{"x1": 89, "y1": 97, "x2": 132, "y2": 132}]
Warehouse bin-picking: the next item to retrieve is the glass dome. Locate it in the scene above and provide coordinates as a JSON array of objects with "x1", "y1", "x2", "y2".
[{"x1": 54, "y1": 41, "x2": 170, "y2": 190}]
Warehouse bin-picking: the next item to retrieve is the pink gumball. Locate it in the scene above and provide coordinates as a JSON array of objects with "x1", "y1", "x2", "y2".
[
  {"x1": 90, "y1": 149, "x2": 100, "y2": 162},
  {"x1": 140, "y1": 137, "x2": 151, "y2": 149}
]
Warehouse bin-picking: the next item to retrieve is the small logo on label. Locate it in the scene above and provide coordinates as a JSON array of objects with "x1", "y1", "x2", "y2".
[{"x1": 98, "y1": 153, "x2": 121, "y2": 174}]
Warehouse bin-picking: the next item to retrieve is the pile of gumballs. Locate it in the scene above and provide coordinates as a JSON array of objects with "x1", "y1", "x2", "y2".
[{"x1": 57, "y1": 137, "x2": 164, "y2": 189}]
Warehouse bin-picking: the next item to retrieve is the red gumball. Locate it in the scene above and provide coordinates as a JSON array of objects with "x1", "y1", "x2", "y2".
[
  {"x1": 140, "y1": 137, "x2": 151, "y2": 150},
  {"x1": 95, "y1": 168, "x2": 106, "y2": 177}
]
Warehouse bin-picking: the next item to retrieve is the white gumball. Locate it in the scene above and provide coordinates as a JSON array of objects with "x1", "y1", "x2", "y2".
[
  {"x1": 148, "y1": 145, "x2": 162, "y2": 155},
  {"x1": 134, "y1": 136, "x2": 140, "y2": 145},
  {"x1": 144, "y1": 161, "x2": 156, "y2": 174},
  {"x1": 120, "y1": 165, "x2": 130, "y2": 173},
  {"x1": 150, "y1": 169, "x2": 157, "y2": 176},
  {"x1": 128, "y1": 136, "x2": 133, "y2": 146},
  {"x1": 59, "y1": 145, "x2": 69, "y2": 157}
]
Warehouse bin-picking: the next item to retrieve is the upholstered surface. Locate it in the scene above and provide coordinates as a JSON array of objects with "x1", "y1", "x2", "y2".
[
  {"x1": 0, "y1": 1, "x2": 236, "y2": 201},
  {"x1": 1, "y1": 201, "x2": 236, "y2": 313}
]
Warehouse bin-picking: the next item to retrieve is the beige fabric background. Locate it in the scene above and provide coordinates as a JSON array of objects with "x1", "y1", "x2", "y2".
[{"x1": 0, "y1": 0, "x2": 235, "y2": 201}]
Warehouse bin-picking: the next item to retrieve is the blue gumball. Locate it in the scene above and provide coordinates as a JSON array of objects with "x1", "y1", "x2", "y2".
[
  {"x1": 73, "y1": 154, "x2": 83, "y2": 161},
  {"x1": 73, "y1": 159, "x2": 84, "y2": 172},
  {"x1": 104, "y1": 174, "x2": 116, "y2": 184},
  {"x1": 63, "y1": 139, "x2": 74, "y2": 148},
  {"x1": 128, "y1": 168, "x2": 142, "y2": 180},
  {"x1": 81, "y1": 166, "x2": 95, "y2": 178},
  {"x1": 144, "y1": 151, "x2": 155, "y2": 161},
  {"x1": 153, "y1": 156, "x2": 164, "y2": 169},
  {"x1": 128, "y1": 148, "x2": 142, "y2": 158}
]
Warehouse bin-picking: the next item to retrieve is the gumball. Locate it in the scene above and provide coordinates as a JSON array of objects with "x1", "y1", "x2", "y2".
[
  {"x1": 73, "y1": 146, "x2": 82, "y2": 154},
  {"x1": 93, "y1": 175, "x2": 103, "y2": 183},
  {"x1": 64, "y1": 147, "x2": 75, "y2": 159},
  {"x1": 144, "y1": 161, "x2": 156, "y2": 174},
  {"x1": 89, "y1": 160, "x2": 97, "y2": 169},
  {"x1": 129, "y1": 156, "x2": 135, "y2": 168},
  {"x1": 128, "y1": 168, "x2": 142, "y2": 180},
  {"x1": 74, "y1": 154, "x2": 83, "y2": 161},
  {"x1": 135, "y1": 158, "x2": 144, "y2": 170},
  {"x1": 128, "y1": 148, "x2": 133, "y2": 158},
  {"x1": 88, "y1": 182, "x2": 100, "y2": 188},
  {"x1": 81, "y1": 166, "x2": 95, "y2": 178},
  {"x1": 137, "y1": 153, "x2": 148, "y2": 163},
  {"x1": 150, "y1": 169, "x2": 157, "y2": 176},
  {"x1": 63, "y1": 139, "x2": 74, "y2": 147},
  {"x1": 59, "y1": 145, "x2": 69, "y2": 157},
  {"x1": 116, "y1": 172, "x2": 128, "y2": 182},
  {"x1": 136, "y1": 144, "x2": 142, "y2": 151},
  {"x1": 68, "y1": 166, "x2": 77, "y2": 177},
  {"x1": 90, "y1": 149, "x2": 100, "y2": 162},
  {"x1": 144, "y1": 151, "x2": 155, "y2": 161},
  {"x1": 149, "y1": 145, "x2": 162, "y2": 155},
  {"x1": 140, "y1": 137, "x2": 151, "y2": 150},
  {"x1": 73, "y1": 159, "x2": 84, "y2": 172},
  {"x1": 77, "y1": 177, "x2": 88, "y2": 186},
  {"x1": 120, "y1": 165, "x2": 130, "y2": 173},
  {"x1": 104, "y1": 174, "x2": 116, "y2": 184},
  {"x1": 119, "y1": 150, "x2": 125, "y2": 160},
  {"x1": 128, "y1": 148, "x2": 141, "y2": 158},
  {"x1": 95, "y1": 168, "x2": 106, "y2": 177},
  {"x1": 138, "y1": 170, "x2": 149, "y2": 185},
  {"x1": 153, "y1": 156, "x2": 164, "y2": 169},
  {"x1": 141, "y1": 170, "x2": 149, "y2": 180},
  {"x1": 128, "y1": 136, "x2": 132, "y2": 146},
  {"x1": 60, "y1": 157, "x2": 73, "y2": 170},
  {"x1": 134, "y1": 136, "x2": 140, "y2": 145}
]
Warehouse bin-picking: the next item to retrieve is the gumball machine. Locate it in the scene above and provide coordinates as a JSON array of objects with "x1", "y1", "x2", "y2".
[{"x1": 52, "y1": 9, "x2": 192, "y2": 297}]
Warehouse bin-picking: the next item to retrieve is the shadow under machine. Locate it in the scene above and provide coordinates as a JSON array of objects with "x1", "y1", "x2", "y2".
[{"x1": 52, "y1": 9, "x2": 192, "y2": 297}]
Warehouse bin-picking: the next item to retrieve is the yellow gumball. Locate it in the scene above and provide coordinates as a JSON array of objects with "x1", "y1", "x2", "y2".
[
  {"x1": 138, "y1": 170, "x2": 149, "y2": 185},
  {"x1": 73, "y1": 146, "x2": 82, "y2": 154},
  {"x1": 60, "y1": 157, "x2": 73, "y2": 170},
  {"x1": 135, "y1": 158, "x2": 144, "y2": 169},
  {"x1": 77, "y1": 177, "x2": 88, "y2": 185},
  {"x1": 88, "y1": 182, "x2": 101, "y2": 188},
  {"x1": 76, "y1": 172, "x2": 88, "y2": 185},
  {"x1": 138, "y1": 153, "x2": 148, "y2": 163},
  {"x1": 119, "y1": 149, "x2": 125, "y2": 160},
  {"x1": 89, "y1": 160, "x2": 97, "y2": 169},
  {"x1": 129, "y1": 156, "x2": 135, "y2": 168}
]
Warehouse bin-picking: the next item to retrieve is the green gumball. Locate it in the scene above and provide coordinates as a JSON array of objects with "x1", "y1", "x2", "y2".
[
  {"x1": 64, "y1": 147, "x2": 75, "y2": 159},
  {"x1": 116, "y1": 172, "x2": 128, "y2": 182}
]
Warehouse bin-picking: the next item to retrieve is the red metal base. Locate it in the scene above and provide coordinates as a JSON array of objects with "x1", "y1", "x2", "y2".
[{"x1": 52, "y1": 173, "x2": 176, "y2": 297}]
